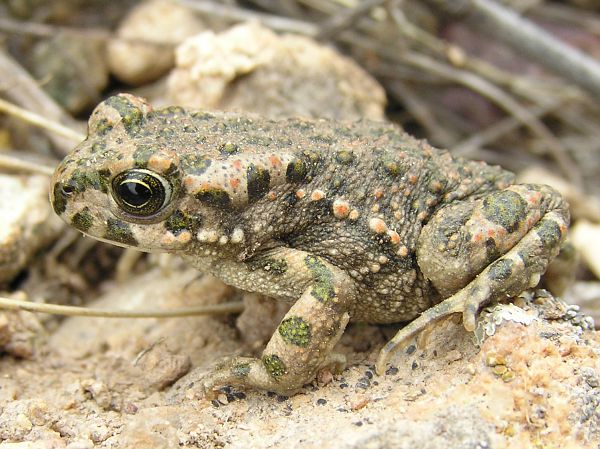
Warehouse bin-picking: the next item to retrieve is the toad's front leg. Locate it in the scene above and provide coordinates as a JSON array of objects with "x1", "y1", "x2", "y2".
[{"x1": 202, "y1": 252, "x2": 354, "y2": 397}]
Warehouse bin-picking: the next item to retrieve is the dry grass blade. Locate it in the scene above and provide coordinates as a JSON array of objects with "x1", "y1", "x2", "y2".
[
  {"x1": 0, "y1": 296, "x2": 245, "y2": 318},
  {"x1": 0, "y1": 97, "x2": 84, "y2": 143},
  {"x1": 386, "y1": 80, "x2": 457, "y2": 147},
  {"x1": 399, "y1": 52, "x2": 581, "y2": 186},
  {"x1": 0, "y1": 153, "x2": 55, "y2": 176},
  {"x1": 0, "y1": 16, "x2": 109, "y2": 40},
  {"x1": 426, "y1": 0, "x2": 600, "y2": 98},
  {"x1": 453, "y1": 98, "x2": 568, "y2": 157},
  {"x1": 316, "y1": 0, "x2": 391, "y2": 40},
  {"x1": 0, "y1": 49, "x2": 83, "y2": 155},
  {"x1": 177, "y1": 0, "x2": 318, "y2": 35}
]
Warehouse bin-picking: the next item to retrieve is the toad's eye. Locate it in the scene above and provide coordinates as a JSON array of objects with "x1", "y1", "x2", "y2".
[{"x1": 111, "y1": 169, "x2": 171, "y2": 217}]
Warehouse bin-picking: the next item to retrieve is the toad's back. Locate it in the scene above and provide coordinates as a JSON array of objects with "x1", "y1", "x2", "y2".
[{"x1": 54, "y1": 95, "x2": 514, "y2": 322}]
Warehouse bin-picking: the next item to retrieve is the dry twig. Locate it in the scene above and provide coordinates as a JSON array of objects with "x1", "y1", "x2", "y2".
[
  {"x1": 0, "y1": 296, "x2": 245, "y2": 318},
  {"x1": 0, "y1": 97, "x2": 84, "y2": 143},
  {"x1": 316, "y1": 0, "x2": 391, "y2": 40},
  {"x1": 425, "y1": 0, "x2": 600, "y2": 98},
  {"x1": 0, "y1": 49, "x2": 83, "y2": 155},
  {"x1": 0, "y1": 153, "x2": 54, "y2": 176}
]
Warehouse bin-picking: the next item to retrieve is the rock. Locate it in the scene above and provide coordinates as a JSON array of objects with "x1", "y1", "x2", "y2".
[
  {"x1": 236, "y1": 292, "x2": 289, "y2": 345},
  {"x1": 0, "y1": 174, "x2": 63, "y2": 284},
  {"x1": 107, "y1": 0, "x2": 207, "y2": 85},
  {"x1": 0, "y1": 307, "x2": 43, "y2": 358},
  {"x1": 167, "y1": 22, "x2": 386, "y2": 120},
  {"x1": 133, "y1": 340, "x2": 191, "y2": 392},
  {"x1": 29, "y1": 34, "x2": 108, "y2": 114},
  {"x1": 572, "y1": 220, "x2": 600, "y2": 280}
]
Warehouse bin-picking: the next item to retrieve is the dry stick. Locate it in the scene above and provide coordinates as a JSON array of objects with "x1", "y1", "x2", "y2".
[
  {"x1": 386, "y1": 80, "x2": 457, "y2": 147},
  {"x1": 0, "y1": 16, "x2": 109, "y2": 40},
  {"x1": 340, "y1": 24, "x2": 580, "y2": 181},
  {"x1": 0, "y1": 97, "x2": 84, "y2": 143},
  {"x1": 0, "y1": 17, "x2": 176, "y2": 49},
  {"x1": 453, "y1": 98, "x2": 568, "y2": 157},
  {"x1": 178, "y1": 0, "x2": 318, "y2": 35},
  {"x1": 0, "y1": 153, "x2": 54, "y2": 176},
  {"x1": 399, "y1": 51, "x2": 581, "y2": 187},
  {"x1": 387, "y1": 5, "x2": 577, "y2": 104},
  {"x1": 0, "y1": 49, "x2": 83, "y2": 155},
  {"x1": 316, "y1": 0, "x2": 391, "y2": 40},
  {"x1": 0, "y1": 296, "x2": 245, "y2": 318},
  {"x1": 426, "y1": 0, "x2": 600, "y2": 99},
  {"x1": 531, "y1": 2, "x2": 600, "y2": 36}
]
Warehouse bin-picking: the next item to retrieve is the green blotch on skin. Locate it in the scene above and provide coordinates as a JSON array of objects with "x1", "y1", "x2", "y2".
[
  {"x1": 263, "y1": 354, "x2": 286, "y2": 378},
  {"x1": 247, "y1": 164, "x2": 271, "y2": 203},
  {"x1": 92, "y1": 118, "x2": 113, "y2": 136},
  {"x1": 485, "y1": 238, "x2": 501, "y2": 264},
  {"x1": 332, "y1": 176, "x2": 345, "y2": 190},
  {"x1": 160, "y1": 106, "x2": 185, "y2": 117},
  {"x1": 535, "y1": 220, "x2": 563, "y2": 248},
  {"x1": 248, "y1": 257, "x2": 288, "y2": 275},
  {"x1": 286, "y1": 158, "x2": 307, "y2": 183},
  {"x1": 219, "y1": 142, "x2": 240, "y2": 156},
  {"x1": 378, "y1": 153, "x2": 402, "y2": 177},
  {"x1": 190, "y1": 111, "x2": 214, "y2": 121},
  {"x1": 488, "y1": 258, "x2": 514, "y2": 281},
  {"x1": 305, "y1": 255, "x2": 336, "y2": 303},
  {"x1": 310, "y1": 134, "x2": 335, "y2": 145},
  {"x1": 482, "y1": 190, "x2": 527, "y2": 233},
  {"x1": 231, "y1": 363, "x2": 251, "y2": 378},
  {"x1": 104, "y1": 95, "x2": 143, "y2": 132},
  {"x1": 68, "y1": 169, "x2": 109, "y2": 193},
  {"x1": 245, "y1": 135, "x2": 273, "y2": 147},
  {"x1": 133, "y1": 144, "x2": 157, "y2": 169},
  {"x1": 71, "y1": 207, "x2": 94, "y2": 232},
  {"x1": 265, "y1": 258, "x2": 287, "y2": 275},
  {"x1": 146, "y1": 106, "x2": 185, "y2": 122},
  {"x1": 302, "y1": 150, "x2": 320, "y2": 164},
  {"x1": 517, "y1": 250, "x2": 539, "y2": 271},
  {"x1": 195, "y1": 187, "x2": 232, "y2": 208},
  {"x1": 165, "y1": 210, "x2": 202, "y2": 236},
  {"x1": 157, "y1": 126, "x2": 177, "y2": 140},
  {"x1": 52, "y1": 183, "x2": 68, "y2": 215},
  {"x1": 91, "y1": 141, "x2": 107, "y2": 154},
  {"x1": 105, "y1": 218, "x2": 138, "y2": 246},
  {"x1": 335, "y1": 150, "x2": 355, "y2": 165},
  {"x1": 181, "y1": 154, "x2": 212, "y2": 175},
  {"x1": 278, "y1": 316, "x2": 312, "y2": 347}
]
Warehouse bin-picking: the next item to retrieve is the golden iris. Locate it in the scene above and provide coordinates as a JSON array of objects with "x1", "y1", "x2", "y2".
[{"x1": 111, "y1": 169, "x2": 170, "y2": 217}]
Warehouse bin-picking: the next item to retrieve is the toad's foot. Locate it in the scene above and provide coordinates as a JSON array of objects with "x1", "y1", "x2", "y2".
[
  {"x1": 202, "y1": 351, "x2": 347, "y2": 399},
  {"x1": 376, "y1": 184, "x2": 568, "y2": 375}
]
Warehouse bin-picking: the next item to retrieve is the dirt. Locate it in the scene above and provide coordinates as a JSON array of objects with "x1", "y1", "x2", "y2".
[{"x1": 0, "y1": 267, "x2": 598, "y2": 448}]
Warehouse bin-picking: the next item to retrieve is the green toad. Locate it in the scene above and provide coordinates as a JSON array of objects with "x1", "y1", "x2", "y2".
[{"x1": 50, "y1": 94, "x2": 569, "y2": 396}]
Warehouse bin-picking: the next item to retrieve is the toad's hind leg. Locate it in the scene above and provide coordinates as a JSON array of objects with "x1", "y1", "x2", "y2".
[{"x1": 376, "y1": 184, "x2": 568, "y2": 374}]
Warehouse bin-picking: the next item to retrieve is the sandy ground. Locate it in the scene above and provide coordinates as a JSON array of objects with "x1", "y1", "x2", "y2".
[{"x1": 0, "y1": 265, "x2": 598, "y2": 449}]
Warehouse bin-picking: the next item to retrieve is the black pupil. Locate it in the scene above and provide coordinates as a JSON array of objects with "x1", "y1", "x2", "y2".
[{"x1": 117, "y1": 181, "x2": 152, "y2": 207}]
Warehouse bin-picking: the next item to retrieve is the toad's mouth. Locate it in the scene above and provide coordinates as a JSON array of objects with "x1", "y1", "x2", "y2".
[{"x1": 79, "y1": 233, "x2": 147, "y2": 251}]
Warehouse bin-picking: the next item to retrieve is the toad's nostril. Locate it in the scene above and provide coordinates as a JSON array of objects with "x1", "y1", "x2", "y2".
[{"x1": 61, "y1": 184, "x2": 76, "y2": 196}]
